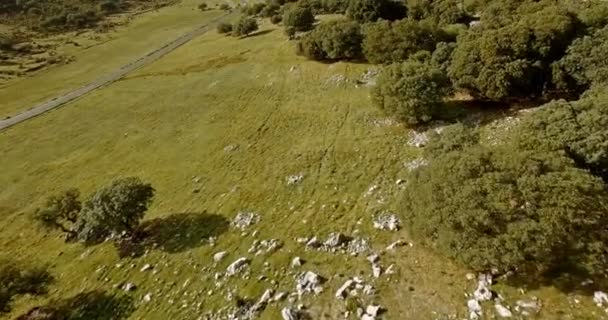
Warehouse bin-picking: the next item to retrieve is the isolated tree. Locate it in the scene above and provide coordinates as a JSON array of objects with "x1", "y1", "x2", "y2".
[
  {"x1": 0, "y1": 260, "x2": 52, "y2": 313},
  {"x1": 346, "y1": 0, "x2": 406, "y2": 23},
  {"x1": 448, "y1": 3, "x2": 578, "y2": 101},
  {"x1": 217, "y1": 22, "x2": 233, "y2": 34},
  {"x1": 372, "y1": 58, "x2": 452, "y2": 125},
  {"x1": 34, "y1": 189, "x2": 82, "y2": 239},
  {"x1": 75, "y1": 177, "x2": 155, "y2": 242},
  {"x1": 282, "y1": 5, "x2": 315, "y2": 32},
  {"x1": 233, "y1": 16, "x2": 259, "y2": 37},
  {"x1": 404, "y1": 141, "x2": 608, "y2": 275},
  {"x1": 362, "y1": 18, "x2": 447, "y2": 64},
  {"x1": 296, "y1": 20, "x2": 363, "y2": 60}
]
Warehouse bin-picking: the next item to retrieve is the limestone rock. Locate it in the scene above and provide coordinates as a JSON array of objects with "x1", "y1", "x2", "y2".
[{"x1": 226, "y1": 257, "x2": 250, "y2": 276}]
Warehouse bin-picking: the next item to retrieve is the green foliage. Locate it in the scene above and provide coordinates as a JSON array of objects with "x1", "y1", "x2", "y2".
[
  {"x1": 362, "y1": 18, "x2": 448, "y2": 64},
  {"x1": 217, "y1": 22, "x2": 233, "y2": 34},
  {"x1": 99, "y1": 0, "x2": 120, "y2": 13},
  {"x1": 0, "y1": 260, "x2": 52, "y2": 313},
  {"x1": 244, "y1": 3, "x2": 266, "y2": 16},
  {"x1": 75, "y1": 177, "x2": 155, "y2": 242},
  {"x1": 552, "y1": 25, "x2": 608, "y2": 93},
  {"x1": 297, "y1": 0, "x2": 323, "y2": 14},
  {"x1": 346, "y1": 0, "x2": 406, "y2": 23},
  {"x1": 282, "y1": 5, "x2": 315, "y2": 32},
  {"x1": 430, "y1": 41, "x2": 455, "y2": 73},
  {"x1": 260, "y1": 3, "x2": 280, "y2": 17},
  {"x1": 284, "y1": 26, "x2": 296, "y2": 39},
  {"x1": 371, "y1": 58, "x2": 452, "y2": 125},
  {"x1": 406, "y1": 0, "x2": 469, "y2": 25},
  {"x1": 296, "y1": 20, "x2": 363, "y2": 61},
  {"x1": 448, "y1": 3, "x2": 579, "y2": 101},
  {"x1": 233, "y1": 16, "x2": 259, "y2": 37},
  {"x1": 513, "y1": 88, "x2": 608, "y2": 180},
  {"x1": 423, "y1": 123, "x2": 479, "y2": 158},
  {"x1": 403, "y1": 140, "x2": 608, "y2": 275},
  {"x1": 34, "y1": 189, "x2": 81, "y2": 237},
  {"x1": 320, "y1": 0, "x2": 346, "y2": 13}
]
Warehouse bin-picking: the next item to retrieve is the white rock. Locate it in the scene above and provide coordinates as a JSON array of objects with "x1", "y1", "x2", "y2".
[
  {"x1": 367, "y1": 254, "x2": 380, "y2": 264},
  {"x1": 361, "y1": 315, "x2": 374, "y2": 320},
  {"x1": 466, "y1": 273, "x2": 476, "y2": 280},
  {"x1": 291, "y1": 257, "x2": 304, "y2": 268},
  {"x1": 226, "y1": 257, "x2": 250, "y2": 276},
  {"x1": 140, "y1": 264, "x2": 152, "y2": 272},
  {"x1": 495, "y1": 303, "x2": 513, "y2": 318},
  {"x1": 467, "y1": 299, "x2": 482, "y2": 319},
  {"x1": 373, "y1": 214, "x2": 400, "y2": 231},
  {"x1": 273, "y1": 292, "x2": 287, "y2": 301},
  {"x1": 474, "y1": 282, "x2": 493, "y2": 301},
  {"x1": 385, "y1": 264, "x2": 395, "y2": 275},
  {"x1": 372, "y1": 264, "x2": 382, "y2": 278},
  {"x1": 336, "y1": 280, "x2": 354, "y2": 299},
  {"x1": 366, "y1": 304, "x2": 382, "y2": 317},
  {"x1": 143, "y1": 293, "x2": 152, "y2": 302},
  {"x1": 281, "y1": 307, "x2": 298, "y2": 320},
  {"x1": 385, "y1": 239, "x2": 407, "y2": 251},
  {"x1": 258, "y1": 288, "x2": 274, "y2": 305},
  {"x1": 213, "y1": 251, "x2": 228, "y2": 262},
  {"x1": 123, "y1": 283, "x2": 136, "y2": 292},
  {"x1": 595, "y1": 291, "x2": 608, "y2": 307}
]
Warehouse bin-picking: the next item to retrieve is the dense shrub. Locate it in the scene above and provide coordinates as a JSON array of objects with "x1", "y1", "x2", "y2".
[
  {"x1": 552, "y1": 25, "x2": 608, "y2": 93},
  {"x1": 371, "y1": 58, "x2": 452, "y2": 125},
  {"x1": 99, "y1": 0, "x2": 120, "y2": 13},
  {"x1": 217, "y1": 22, "x2": 233, "y2": 34},
  {"x1": 430, "y1": 41, "x2": 455, "y2": 73},
  {"x1": 282, "y1": 5, "x2": 315, "y2": 32},
  {"x1": 233, "y1": 16, "x2": 259, "y2": 37},
  {"x1": 244, "y1": 3, "x2": 266, "y2": 16},
  {"x1": 362, "y1": 18, "x2": 448, "y2": 64},
  {"x1": 297, "y1": 0, "x2": 324, "y2": 14},
  {"x1": 346, "y1": 0, "x2": 406, "y2": 23},
  {"x1": 320, "y1": 0, "x2": 346, "y2": 13},
  {"x1": 448, "y1": 4, "x2": 579, "y2": 101},
  {"x1": 403, "y1": 139, "x2": 608, "y2": 275},
  {"x1": 34, "y1": 188, "x2": 82, "y2": 239},
  {"x1": 406, "y1": 0, "x2": 469, "y2": 25},
  {"x1": 296, "y1": 20, "x2": 363, "y2": 61},
  {"x1": 260, "y1": 3, "x2": 280, "y2": 17}
]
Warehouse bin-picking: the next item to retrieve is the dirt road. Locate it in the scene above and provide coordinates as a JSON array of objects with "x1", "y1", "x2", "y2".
[{"x1": 0, "y1": 13, "x2": 230, "y2": 131}]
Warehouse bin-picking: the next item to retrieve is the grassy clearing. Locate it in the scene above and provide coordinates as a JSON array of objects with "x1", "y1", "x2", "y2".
[{"x1": 0, "y1": 14, "x2": 605, "y2": 320}]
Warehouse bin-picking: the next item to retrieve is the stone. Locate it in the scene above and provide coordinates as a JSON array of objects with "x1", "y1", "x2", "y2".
[
  {"x1": 273, "y1": 292, "x2": 287, "y2": 301},
  {"x1": 372, "y1": 264, "x2": 382, "y2": 278},
  {"x1": 214, "y1": 251, "x2": 228, "y2": 262},
  {"x1": 595, "y1": 291, "x2": 608, "y2": 307},
  {"x1": 258, "y1": 288, "x2": 274, "y2": 305},
  {"x1": 363, "y1": 284, "x2": 375, "y2": 295},
  {"x1": 466, "y1": 273, "x2": 476, "y2": 280},
  {"x1": 373, "y1": 214, "x2": 400, "y2": 231},
  {"x1": 367, "y1": 254, "x2": 380, "y2": 264},
  {"x1": 296, "y1": 271, "x2": 323, "y2": 296},
  {"x1": 287, "y1": 174, "x2": 304, "y2": 185},
  {"x1": 467, "y1": 299, "x2": 482, "y2": 319},
  {"x1": 335, "y1": 280, "x2": 354, "y2": 299},
  {"x1": 324, "y1": 232, "x2": 348, "y2": 247},
  {"x1": 226, "y1": 257, "x2": 250, "y2": 276},
  {"x1": 361, "y1": 315, "x2": 374, "y2": 320},
  {"x1": 123, "y1": 283, "x2": 136, "y2": 292},
  {"x1": 385, "y1": 239, "x2": 407, "y2": 251},
  {"x1": 474, "y1": 282, "x2": 493, "y2": 301},
  {"x1": 281, "y1": 307, "x2": 302, "y2": 320},
  {"x1": 408, "y1": 130, "x2": 429, "y2": 147},
  {"x1": 495, "y1": 303, "x2": 513, "y2": 318},
  {"x1": 232, "y1": 212, "x2": 260, "y2": 230},
  {"x1": 305, "y1": 237, "x2": 321, "y2": 248},
  {"x1": 385, "y1": 264, "x2": 395, "y2": 275},
  {"x1": 143, "y1": 293, "x2": 152, "y2": 302},
  {"x1": 291, "y1": 257, "x2": 304, "y2": 268},
  {"x1": 515, "y1": 299, "x2": 541, "y2": 315},
  {"x1": 366, "y1": 304, "x2": 382, "y2": 317}
]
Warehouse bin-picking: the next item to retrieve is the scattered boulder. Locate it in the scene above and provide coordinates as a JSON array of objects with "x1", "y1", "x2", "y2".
[
  {"x1": 291, "y1": 257, "x2": 304, "y2": 268},
  {"x1": 324, "y1": 232, "x2": 349, "y2": 248},
  {"x1": 515, "y1": 299, "x2": 541, "y2": 316},
  {"x1": 232, "y1": 212, "x2": 260, "y2": 230},
  {"x1": 367, "y1": 254, "x2": 380, "y2": 264},
  {"x1": 122, "y1": 283, "x2": 136, "y2": 292},
  {"x1": 143, "y1": 293, "x2": 152, "y2": 302},
  {"x1": 214, "y1": 251, "x2": 228, "y2": 262},
  {"x1": 404, "y1": 157, "x2": 428, "y2": 171},
  {"x1": 372, "y1": 264, "x2": 382, "y2": 278},
  {"x1": 595, "y1": 291, "x2": 608, "y2": 307},
  {"x1": 467, "y1": 299, "x2": 482, "y2": 319},
  {"x1": 335, "y1": 279, "x2": 354, "y2": 299},
  {"x1": 226, "y1": 257, "x2": 250, "y2": 276},
  {"x1": 385, "y1": 239, "x2": 408, "y2": 251},
  {"x1": 494, "y1": 303, "x2": 513, "y2": 318},
  {"x1": 286, "y1": 174, "x2": 304, "y2": 185},
  {"x1": 296, "y1": 271, "x2": 324, "y2": 296},
  {"x1": 407, "y1": 131, "x2": 429, "y2": 147},
  {"x1": 249, "y1": 239, "x2": 283, "y2": 255},
  {"x1": 281, "y1": 306, "x2": 308, "y2": 320},
  {"x1": 140, "y1": 264, "x2": 152, "y2": 272},
  {"x1": 373, "y1": 214, "x2": 400, "y2": 231}
]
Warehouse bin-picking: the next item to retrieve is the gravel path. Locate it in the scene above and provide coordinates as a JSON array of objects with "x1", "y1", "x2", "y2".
[{"x1": 0, "y1": 13, "x2": 230, "y2": 131}]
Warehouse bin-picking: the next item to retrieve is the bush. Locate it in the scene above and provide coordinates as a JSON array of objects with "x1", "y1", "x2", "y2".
[
  {"x1": 245, "y1": 3, "x2": 266, "y2": 16},
  {"x1": 74, "y1": 177, "x2": 155, "y2": 242},
  {"x1": 403, "y1": 135, "x2": 608, "y2": 275},
  {"x1": 430, "y1": 41, "x2": 455, "y2": 73},
  {"x1": 285, "y1": 26, "x2": 296, "y2": 39},
  {"x1": 448, "y1": 4, "x2": 578, "y2": 101},
  {"x1": 282, "y1": 5, "x2": 315, "y2": 32},
  {"x1": 346, "y1": 0, "x2": 406, "y2": 23},
  {"x1": 233, "y1": 16, "x2": 259, "y2": 37},
  {"x1": 34, "y1": 188, "x2": 82, "y2": 239},
  {"x1": 219, "y1": 3, "x2": 231, "y2": 10},
  {"x1": 362, "y1": 18, "x2": 448, "y2": 64},
  {"x1": 296, "y1": 20, "x2": 363, "y2": 61},
  {"x1": 406, "y1": 0, "x2": 469, "y2": 25},
  {"x1": 217, "y1": 22, "x2": 233, "y2": 34},
  {"x1": 270, "y1": 14, "x2": 282, "y2": 24},
  {"x1": 552, "y1": 25, "x2": 608, "y2": 94},
  {"x1": 297, "y1": 0, "x2": 323, "y2": 14},
  {"x1": 99, "y1": 0, "x2": 120, "y2": 13},
  {"x1": 371, "y1": 58, "x2": 452, "y2": 125},
  {"x1": 260, "y1": 3, "x2": 280, "y2": 17},
  {"x1": 0, "y1": 260, "x2": 52, "y2": 313},
  {"x1": 320, "y1": 0, "x2": 346, "y2": 13},
  {"x1": 198, "y1": 2, "x2": 208, "y2": 10}
]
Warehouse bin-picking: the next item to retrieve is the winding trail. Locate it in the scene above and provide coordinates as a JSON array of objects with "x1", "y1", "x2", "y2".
[{"x1": 0, "y1": 13, "x2": 231, "y2": 131}]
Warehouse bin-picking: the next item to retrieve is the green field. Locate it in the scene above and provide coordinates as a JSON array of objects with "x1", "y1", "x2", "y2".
[{"x1": 0, "y1": 2, "x2": 605, "y2": 319}]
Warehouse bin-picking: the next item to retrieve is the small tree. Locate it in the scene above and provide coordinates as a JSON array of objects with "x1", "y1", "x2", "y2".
[
  {"x1": 34, "y1": 189, "x2": 82, "y2": 239},
  {"x1": 75, "y1": 177, "x2": 155, "y2": 242},
  {"x1": 282, "y1": 5, "x2": 315, "y2": 32},
  {"x1": 372, "y1": 58, "x2": 452, "y2": 125},
  {"x1": 346, "y1": 0, "x2": 406, "y2": 23},
  {"x1": 217, "y1": 22, "x2": 233, "y2": 34},
  {"x1": 0, "y1": 260, "x2": 52, "y2": 313},
  {"x1": 296, "y1": 20, "x2": 363, "y2": 61},
  {"x1": 233, "y1": 16, "x2": 259, "y2": 37}
]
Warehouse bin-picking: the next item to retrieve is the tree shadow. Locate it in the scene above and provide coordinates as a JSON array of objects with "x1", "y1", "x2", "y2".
[
  {"x1": 16, "y1": 290, "x2": 134, "y2": 320},
  {"x1": 0, "y1": 262, "x2": 54, "y2": 314},
  {"x1": 116, "y1": 212, "x2": 229, "y2": 258},
  {"x1": 244, "y1": 28, "x2": 275, "y2": 38}
]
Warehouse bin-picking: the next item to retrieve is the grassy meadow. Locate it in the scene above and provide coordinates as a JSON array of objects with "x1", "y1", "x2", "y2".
[{"x1": 0, "y1": 4, "x2": 606, "y2": 319}]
